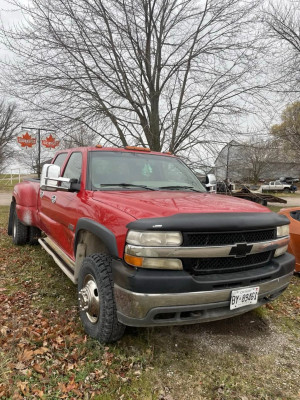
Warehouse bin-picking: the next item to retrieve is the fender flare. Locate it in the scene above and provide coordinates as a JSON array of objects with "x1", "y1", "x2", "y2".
[{"x1": 74, "y1": 218, "x2": 119, "y2": 258}]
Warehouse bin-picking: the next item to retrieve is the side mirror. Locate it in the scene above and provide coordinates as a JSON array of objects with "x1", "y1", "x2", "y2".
[{"x1": 40, "y1": 164, "x2": 75, "y2": 191}]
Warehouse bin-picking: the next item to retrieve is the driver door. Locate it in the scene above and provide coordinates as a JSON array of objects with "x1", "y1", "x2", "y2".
[{"x1": 40, "y1": 152, "x2": 83, "y2": 258}]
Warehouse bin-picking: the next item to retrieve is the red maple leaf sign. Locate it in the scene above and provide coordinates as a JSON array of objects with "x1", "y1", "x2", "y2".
[
  {"x1": 17, "y1": 132, "x2": 37, "y2": 148},
  {"x1": 42, "y1": 134, "x2": 60, "y2": 149}
]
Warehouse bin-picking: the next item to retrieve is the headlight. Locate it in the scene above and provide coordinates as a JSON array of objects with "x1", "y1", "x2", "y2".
[
  {"x1": 126, "y1": 230, "x2": 183, "y2": 246},
  {"x1": 277, "y1": 225, "x2": 289, "y2": 237}
]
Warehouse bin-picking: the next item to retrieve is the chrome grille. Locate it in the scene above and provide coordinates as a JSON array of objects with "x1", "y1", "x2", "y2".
[
  {"x1": 183, "y1": 229, "x2": 276, "y2": 247},
  {"x1": 183, "y1": 251, "x2": 272, "y2": 275}
]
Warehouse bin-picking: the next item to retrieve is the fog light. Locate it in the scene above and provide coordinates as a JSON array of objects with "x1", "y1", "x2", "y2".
[
  {"x1": 274, "y1": 245, "x2": 288, "y2": 257},
  {"x1": 142, "y1": 258, "x2": 182, "y2": 270},
  {"x1": 124, "y1": 253, "x2": 182, "y2": 270}
]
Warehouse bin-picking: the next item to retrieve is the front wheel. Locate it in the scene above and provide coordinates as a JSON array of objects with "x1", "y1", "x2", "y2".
[{"x1": 78, "y1": 254, "x2": 125, "y2": 343}]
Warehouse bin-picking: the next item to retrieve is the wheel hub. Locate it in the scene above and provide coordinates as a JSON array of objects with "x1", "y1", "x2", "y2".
[{"x1": 78, "y1": 275, "x2": 100, "y2": 323}]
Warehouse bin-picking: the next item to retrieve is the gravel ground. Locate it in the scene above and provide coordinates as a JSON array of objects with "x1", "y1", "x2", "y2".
[
  {"x1": 0, "y1": 192, "x2": 12, "y2": 205},
  {"x1": 271, "y1": 196, "x2": 300, "y2": 207}
]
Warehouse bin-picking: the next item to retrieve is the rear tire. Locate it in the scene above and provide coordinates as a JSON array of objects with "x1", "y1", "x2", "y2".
[
  {"x1": 12, "y1": 209, "x2": 28, "y2": 245},
  {"x1": 7, "y1": 201, "x2": 15, "y2": 236},
  {"x1": 78, "y1": 254, "x2": 125, "y2": 343}
]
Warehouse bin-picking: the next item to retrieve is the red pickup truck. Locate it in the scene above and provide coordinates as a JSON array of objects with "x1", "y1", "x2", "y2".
[{"x1": 8, "y1": 146, "x2": 294, "y2": 343}]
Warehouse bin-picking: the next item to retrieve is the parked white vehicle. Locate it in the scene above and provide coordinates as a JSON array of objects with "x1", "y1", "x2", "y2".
[{"x1": 261, "y1": 180, "x2": 293, "y2": 193}]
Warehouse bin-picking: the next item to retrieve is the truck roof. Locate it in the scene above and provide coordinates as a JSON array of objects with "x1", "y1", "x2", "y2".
[{"x1": 54, "y1": 146, "x2": 175, "y2": 157}]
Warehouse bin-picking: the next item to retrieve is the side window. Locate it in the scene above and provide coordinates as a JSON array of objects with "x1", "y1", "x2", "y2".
[
  {"x1": 53, "y1": 153, "x2": 68, "y2": 168},
  {"x1": 63, "y1": 152, "x2": 82, "y2": 183}
]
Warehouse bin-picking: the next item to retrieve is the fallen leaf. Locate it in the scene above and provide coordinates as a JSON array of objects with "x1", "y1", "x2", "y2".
[
  {"x1": 14, "y1": 362, "x2": 26, "y2": 370},
  {"x1": 34, "y1": 347, "x2": 49, "y2": 355},
  {"x1": 32, "y1": 388, "x2": 44, "y2": 398},
  {"x1": 67, "y1": 363, "x2": 75, "y2": 371},
  {"x1": 17, "y1": 381, "x2": 29, "y2": 395},
  {"x1": 66, "y1": 377, "x2": 78, "y2": 391},
  {"x1": 0, "y1": 326, "x2": 10, "y2": 336},
  {"x1": 33, "y1": 363, "x2": 45, "y2": 374},
  {"x1": 18, "y1": 349, "x2": 34, "y2": 362},
  {"x1": 20, "y1": 369, "x2": 32, "y2": 377}
]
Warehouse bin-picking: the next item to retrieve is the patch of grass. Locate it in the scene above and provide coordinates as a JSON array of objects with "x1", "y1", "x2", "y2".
[
  {"x1": 0, "y1": 205, "x2": 299, "y2": 400},
  {"x1": 260, "y1": 276, "x2": 300, "y2": 336},
  {"x1": 268, "y1": 205, "x2": 288, "y2": 213},
  {"x1": 0, "y1": 174, "x2": 34, "y2": 192}
]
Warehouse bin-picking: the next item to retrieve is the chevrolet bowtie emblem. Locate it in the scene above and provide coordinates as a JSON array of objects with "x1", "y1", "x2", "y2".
[{"x1": 229, "y1": 243, "x2": 253, "y2": 258}]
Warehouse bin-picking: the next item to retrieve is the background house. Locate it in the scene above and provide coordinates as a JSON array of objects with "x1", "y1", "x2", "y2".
[{"x1": 214, "y1": 140, "x2": 300, "y2": 183}]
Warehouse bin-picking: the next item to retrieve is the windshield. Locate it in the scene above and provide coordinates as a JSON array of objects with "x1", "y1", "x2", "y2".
[{"x1": 88, "y1": 151, "x2": 206, "y2": 192}]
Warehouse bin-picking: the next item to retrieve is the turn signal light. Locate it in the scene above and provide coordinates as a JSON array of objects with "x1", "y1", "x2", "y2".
[
  {"x1": 95, "y1": 144, "x2": 103, "y2": 148},
  {"x1": 124, "y1": 253, "x2": 143, "y2": 267}
]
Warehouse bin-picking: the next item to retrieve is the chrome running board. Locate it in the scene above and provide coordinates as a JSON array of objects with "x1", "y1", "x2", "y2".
[{"x1": 38, "y1": 237, "x2": 76, "y2": 284}]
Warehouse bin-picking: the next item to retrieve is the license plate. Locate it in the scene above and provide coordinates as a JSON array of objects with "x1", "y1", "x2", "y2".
[{"x1": 230, "y1": 286, "x2": 260, "y2": 310}]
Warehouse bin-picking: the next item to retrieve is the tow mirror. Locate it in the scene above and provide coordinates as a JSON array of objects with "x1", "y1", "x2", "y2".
[{"x1": 40, "y1": 164, "x2": 76, "y2": 191}]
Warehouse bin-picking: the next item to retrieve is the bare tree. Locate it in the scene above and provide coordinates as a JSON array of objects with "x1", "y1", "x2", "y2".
[
  {"x1": 62, "y1": 126, "x2": 105, "y2": 148},
  {"x1": 241, "y1": 139, "x2": 282, "y2": 184},
  {"x1": 15, "y1": 146, "x2": 51, "y2": 175},
  {"x1": 264, "y1": 0, "x2": 300, "y2": 92},
  {"x1": 1, "y1": 0, "x2": 266, "y2": 153},
  {"x1": 270, "y1": 101, "x2": 300, "y2": 155},
  {"x1": 0, "y1": 100, "x2": 22, "y2": 172}
]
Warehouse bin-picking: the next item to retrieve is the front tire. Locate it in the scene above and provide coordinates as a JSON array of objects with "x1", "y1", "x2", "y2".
[
  {"x1": 78, "y1": 254, "x2": 125, "y2": 343},
  {"x1": 12, "y1": 209, "x2": 28, "y2": 245}
]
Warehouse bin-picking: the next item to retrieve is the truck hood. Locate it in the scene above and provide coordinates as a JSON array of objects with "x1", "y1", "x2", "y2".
[{"x1": 91, "y1": 190, "x2": 269, "y2": 220}]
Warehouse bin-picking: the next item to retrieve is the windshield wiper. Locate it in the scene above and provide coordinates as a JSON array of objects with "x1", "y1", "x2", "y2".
[
  {"x1": 100, "y1": 183, "x2": 157, "y2": 191},
  {"x1": 158, "y1": 185, "x2": 202, "y2": 192}
]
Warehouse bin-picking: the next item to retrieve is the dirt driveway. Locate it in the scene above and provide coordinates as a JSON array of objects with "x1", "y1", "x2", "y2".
[
  {"x1": 0, "y1": 192, "x2": 12, "y2": 206},
  {"x1": 276, "y1": 195, "x2": 300, "y2": 207}
]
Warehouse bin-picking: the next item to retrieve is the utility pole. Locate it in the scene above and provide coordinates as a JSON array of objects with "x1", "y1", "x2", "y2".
[
  {"x1": 21, "y1": 126, "x2": 55, "y2": 179},
  {"x1": 226, "y1": 142, "x2": 231, "y2": 182}
]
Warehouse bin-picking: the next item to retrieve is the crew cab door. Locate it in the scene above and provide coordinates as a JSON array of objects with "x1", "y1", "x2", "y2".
[
  {"x1": 39, "y1": 152, "x2": 69, "y2": 239},
  {"x1": 40, "y1": 151, "x2": 84, "y2": 258},
  {"x1": 274, "y1": 180, "x2": 283, "y2": 190}
]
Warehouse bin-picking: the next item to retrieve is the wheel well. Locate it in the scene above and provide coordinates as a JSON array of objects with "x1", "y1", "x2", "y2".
[
  {"x1": 76, "y1": 230, "x2": 109, "y2": 256},
  {"x1": 74, "y1": 230, "x2": 109, "y2": 281}
]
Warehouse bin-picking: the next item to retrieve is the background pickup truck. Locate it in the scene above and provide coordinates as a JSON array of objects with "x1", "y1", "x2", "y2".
[
  {"x1": 261, "y1": 180, "x2": 294, "y2": 193},
  {"x1": 8, "y1": 146, "x2": 295, "y2": 343}
]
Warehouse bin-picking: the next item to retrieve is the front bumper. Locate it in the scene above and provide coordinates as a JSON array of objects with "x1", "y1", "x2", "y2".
[{"x1": 113, "y1": 253, "x2": 294, "y2": 327}]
